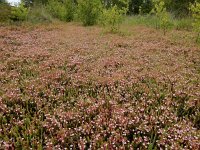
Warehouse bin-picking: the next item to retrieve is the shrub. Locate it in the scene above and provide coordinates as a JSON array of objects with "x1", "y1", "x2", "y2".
[
  {"x1": 0, "y1": 2, "x2": 11, "y2": 22},
  {"x1": 46, "y1": 0, "x2": 66, "y2": 21},
  {"x1": 151, "y1": 0, "x2": 171, "y2": 35},
  {"x1": 77, "y1": 0, "x2": 103, "y2": 26},
  {"x1": 46, "y1": 0, "x2": 75, "y2": 22},
  {"x1": 100, "y1": 0, "x2": 129, "y2": 33},
  {"x1": 101, "y1": 6, "x2": 123, "y2": 33},
  {"x1": 190, "y1": 1, "x2": 200, "y2": 42},
  {"x1": 10, "y1": 3, "x2": 29, "y2": 22},
  {"x1": 27, "y1": 6, "x2": 53, "y2": 24},
  {"x1": 64, "y1": 0, "x2": 75, "y2": 22}
]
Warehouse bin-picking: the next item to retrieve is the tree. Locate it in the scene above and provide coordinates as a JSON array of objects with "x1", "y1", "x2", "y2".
[
  {"x1": 46, "y1": 0, "x2": 75, "y2": 22},
  {"x1": 22, "y1": 0, "x2": 48, "y2": 6},
  {"x1": 100, "y1": 0, "x2": 129, "y2": 32},
  {"x1": 0, "y1": 0, "x2": 11, "y2": 22},
  {"x1": 64, "y1": 0, "x2": 76, "y2": 22},
  {"x1": 0, "y1": 0, "x2": 7, "y2": 3},
  {"x1": 190, "y1": 1, "x2": 200, "y2": 42},
  {"x1": 152, "y1": 0, "x2": 170, "y2": 35},
  {"x1": 141, "y1": 0, "x2": 153, "y2": 14},
  {"x1": 164, "y1": 0, "x2": 196, "y2": 17},
  {"x1": 128, "y1": 0, "x2": 153, "y2": 14},
  {"x1": 10, "y1": 2, "x2": 29, "y2": 21},
  {"x1": 77, "y1": 0, "x2": 103, "y2": 26}
]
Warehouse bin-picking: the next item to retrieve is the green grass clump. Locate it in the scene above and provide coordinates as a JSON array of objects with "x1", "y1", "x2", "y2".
[
  {"x1": 124, "y1": 15, "x2": 192, "y2": 31},
  {"x1": 124, "y1": 15, "x2": 160, "y2": 28},
  {"x1": 173, "y1": 18, "x2": 193, "y2": 31}
]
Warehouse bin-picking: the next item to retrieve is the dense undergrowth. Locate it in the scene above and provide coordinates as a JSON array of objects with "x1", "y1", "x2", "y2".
[
  {"x1": 0, "y1": 24, "x2": 200, "y2": 149},
  {"x1": 1, "y1": 65, "x2": 200, "y2": 149},
  {"x1": 0, "y1": 0, "x2": 200, "y2": 149}
]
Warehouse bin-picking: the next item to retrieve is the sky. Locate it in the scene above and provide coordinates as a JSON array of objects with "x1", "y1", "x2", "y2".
[{"x1": 7, "y1": 0, "x2": 21, "y2": 5}]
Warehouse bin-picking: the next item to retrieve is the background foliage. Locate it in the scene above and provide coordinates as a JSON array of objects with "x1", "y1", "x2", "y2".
[
  {"x1": 77, "y1": 0, "x2": 103, "y2": 26},
  {"x1": 190, "y1": 1, "x2": 200, "y2": 42}
]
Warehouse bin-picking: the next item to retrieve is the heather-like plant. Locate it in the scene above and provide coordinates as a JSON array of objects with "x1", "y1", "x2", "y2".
[
  {"x1": 1, "y1": 21, "x2": 200, "y2": 150},
  {"x1": 190, "y1": 1, "x2": 200, "y2": 42},
  {"x1": 151, "y1": 0, "x2": 170, "y2": 35},
  {"x1": 77, "y1": 0, "x2": 103, "y2": 26}
]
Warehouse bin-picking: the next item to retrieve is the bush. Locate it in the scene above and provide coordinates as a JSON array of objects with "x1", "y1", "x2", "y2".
[
  {"x1": 64, "y1": 0, "x2": 75, "y2": 22},
  {"x1": 77, "y1": 0, "x2": 103, "y2": 26},
  {"x1": 151, "y1": 0, "x2": 171, "y2": 35},
  {"x1": 46, "y1": 0, "x2": 75, "y2": 22},
  {"x1": 190, "y1": 1, "x2": 200, "y2": 42},
  {"x1": 100, "y1": 0, "x2": 129, "y2": 33},
  {"x1": 101, "y1": 6, "x2": 123, "y2": 33},
  {"x1": 0, "y1": 2, "x2": 11, "y2": 22},
  {"x1": 10, "y1": 3, "x2": 29, "y2": 22},
  {"x1": 46, "y1": 0, "x2": 66, "y2": 21},
  {"x1": 27, "y1": 6, "x2": 53, "y2": 24}
]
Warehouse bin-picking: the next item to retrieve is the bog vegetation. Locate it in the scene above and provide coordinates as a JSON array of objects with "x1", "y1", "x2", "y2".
[{"x1": 0, "y1": 0, "x2": 200, "y2": 149}]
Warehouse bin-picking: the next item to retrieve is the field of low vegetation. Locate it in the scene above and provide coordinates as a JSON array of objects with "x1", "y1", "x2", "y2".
[{"x1": 0, "y1": 0, "x2": 200, "y2": 149}]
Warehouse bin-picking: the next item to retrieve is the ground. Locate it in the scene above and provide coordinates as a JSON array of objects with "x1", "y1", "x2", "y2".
[{"x1": 0, "y1": 23, "x2": 200, "y2": 149}]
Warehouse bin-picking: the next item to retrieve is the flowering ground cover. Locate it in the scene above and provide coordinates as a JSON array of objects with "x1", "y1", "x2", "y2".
[{"x1": 0, "y1": 23, "x2": 200, "y2": 149}]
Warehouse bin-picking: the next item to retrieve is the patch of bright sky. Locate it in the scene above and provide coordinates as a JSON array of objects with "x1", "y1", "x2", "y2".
[{"x1": 7, "y1": 0, "x2": 21, "y2": 5}]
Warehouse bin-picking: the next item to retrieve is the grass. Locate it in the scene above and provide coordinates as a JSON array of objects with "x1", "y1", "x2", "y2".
[
  {"x1": 0, "y1": 21, "x2": 200, "y2": 149},
  {"x1": 124, "y1": 15, "x2": 193, "y2": 31}
]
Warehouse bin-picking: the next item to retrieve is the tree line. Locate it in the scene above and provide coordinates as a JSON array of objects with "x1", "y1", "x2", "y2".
[
  {"x1": 19, "y1": 0, "x2": 198, "y2": 17},
  {"x1": 1, "y1": 0, "x2": 199, "y2": 18}
]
